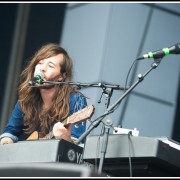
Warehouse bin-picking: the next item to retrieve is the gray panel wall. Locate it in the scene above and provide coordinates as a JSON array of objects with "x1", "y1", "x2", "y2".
[{"x1": 60, "y1": 3, "x2": 180, "y2": 139}]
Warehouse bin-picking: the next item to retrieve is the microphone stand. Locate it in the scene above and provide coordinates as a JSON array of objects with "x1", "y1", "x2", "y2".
[
  {"x1": 37, "y1": 80, "x2": 125, "y2": 173},
  {"x1": 75, "y1": 58, "x2": 162, "y2": 173},
  {"x1": 37, "y1": 81, "x2": 127, "y2": 91},
  {"x1": 97, "y1": 87, "x2": 113, "y2": 173}
]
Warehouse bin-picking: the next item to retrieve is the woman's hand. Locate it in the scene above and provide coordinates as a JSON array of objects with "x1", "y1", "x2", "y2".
[
  {"x1": 53, "y1": 122, "x2": 71, "y2": 142},
  {"x1": 0, "y1": 137, "x2": 14, "y2": 145}
]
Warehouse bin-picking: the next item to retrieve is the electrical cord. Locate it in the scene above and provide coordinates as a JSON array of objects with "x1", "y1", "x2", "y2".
[{"x1": 128, "y1": 131, "x2": 133, "y2": 177}]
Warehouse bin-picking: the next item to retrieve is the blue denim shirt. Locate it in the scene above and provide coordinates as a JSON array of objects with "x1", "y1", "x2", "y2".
[{"x1": 0, "y1": 93, "x2": 87, "y2": 143}]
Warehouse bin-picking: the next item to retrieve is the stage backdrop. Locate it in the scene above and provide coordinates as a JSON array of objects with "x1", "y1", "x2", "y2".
[{"x1": 60, "y1": 3, "x2": 180, "y2": 141}]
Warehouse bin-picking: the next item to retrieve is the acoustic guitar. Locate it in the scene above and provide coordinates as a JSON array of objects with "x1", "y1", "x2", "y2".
[{"x1": 26, "y1": 104, "x2": 95, "y2": 140}]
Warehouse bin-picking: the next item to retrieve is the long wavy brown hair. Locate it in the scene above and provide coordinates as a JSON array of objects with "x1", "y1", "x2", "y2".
[{"x1": 18, "y1": 43, "x2": 78, "y2": 136}]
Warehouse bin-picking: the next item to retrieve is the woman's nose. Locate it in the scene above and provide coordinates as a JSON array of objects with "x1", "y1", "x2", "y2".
[{"x1": 40, "y1": 64, "x2": 46, "y2": 72}]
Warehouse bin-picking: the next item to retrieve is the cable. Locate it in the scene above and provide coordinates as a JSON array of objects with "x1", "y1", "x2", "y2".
[
  {"x1": 128, "y1": 131, "x2": 133, "y2": 177},
  {"x1": 124, "y1": 59, "x2": 137, "y2": 93}
]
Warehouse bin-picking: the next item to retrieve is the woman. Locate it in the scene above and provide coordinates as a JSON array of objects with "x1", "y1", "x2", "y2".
[{"x1": 0, "y1": 43, "x2": 87, "y2": 145}]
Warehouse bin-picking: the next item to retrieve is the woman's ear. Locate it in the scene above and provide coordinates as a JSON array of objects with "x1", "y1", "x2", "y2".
[
  {"x1": 58, "y1": 72, "x2": 66, "y2": 81},
  {"x1": 63, "y1": 72, "x2": 66, "y2": 79}
]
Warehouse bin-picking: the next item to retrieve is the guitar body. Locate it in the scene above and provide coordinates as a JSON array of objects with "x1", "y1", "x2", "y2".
[
  {"x1": 26, "y1": 131, "x2": 39, "y2": 140},
  {"x1": 26, "y1": 104, "x2": 95, "y2": 141}
]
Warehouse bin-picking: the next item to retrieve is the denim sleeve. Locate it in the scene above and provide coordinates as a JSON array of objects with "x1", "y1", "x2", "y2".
[
  {"x1": 0, "y1": 101, "x2": 24, "y2": 142},
  {"x1": 69, "y1": 93, "x2": 87, "y2": 143}
]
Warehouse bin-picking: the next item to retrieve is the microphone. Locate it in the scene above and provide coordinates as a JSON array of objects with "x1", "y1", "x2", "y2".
[
  {"x1": 136, "y1": 43, "x2": 180, "y2": 60},
  {"x1": 28, "y1": 73, "x2": 44, "y2": 86}
]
